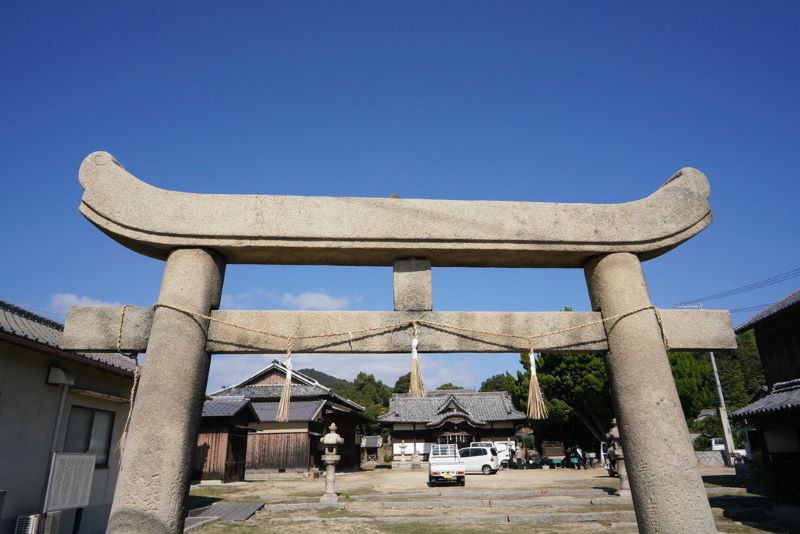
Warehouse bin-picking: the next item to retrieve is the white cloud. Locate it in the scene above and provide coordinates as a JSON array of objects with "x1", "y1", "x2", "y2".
[
  {"x1": 47, "y1": 293, "x2": 123, "y2": 317},
  {"x1": 281, "y1": 291, "x2": 349, "y2": 310},
  {"x1": 221, "y1": 288, "x2": 277, "y2": 309}
]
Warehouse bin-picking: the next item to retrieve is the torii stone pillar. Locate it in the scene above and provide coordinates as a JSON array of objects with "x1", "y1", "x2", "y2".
[
  {"x1": 109, "y1": 248, "x2": 225, "y2": 534},
  {"x1": 586, "y1": 253, "x2": 716, "y2": 534}
]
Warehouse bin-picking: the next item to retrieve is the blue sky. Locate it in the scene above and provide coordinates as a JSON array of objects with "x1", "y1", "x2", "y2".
[{"x1": 2, "y1": 1, "x2": 798, "y2": 391}]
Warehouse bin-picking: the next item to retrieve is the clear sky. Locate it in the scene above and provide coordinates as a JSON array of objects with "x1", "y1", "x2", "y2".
[{"x1": 2, "y1": 1, "x2": 798, "y2": 391}]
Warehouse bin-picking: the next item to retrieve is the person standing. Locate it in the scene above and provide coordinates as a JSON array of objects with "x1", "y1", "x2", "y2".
[
  {"x1": 575, "y1": 445, "x2": 585, "y2": 469},
  {"x1": 515, "y1": 445, "x2": 525, "y2": 469}
]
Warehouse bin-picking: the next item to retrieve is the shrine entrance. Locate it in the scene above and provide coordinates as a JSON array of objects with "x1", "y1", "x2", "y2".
[
  {"x1": 64, "y1": 151, "x2": 737, "y2": 534},
  {"x1": 436, "y1": 432, "x2": 473, "y2": 447}
]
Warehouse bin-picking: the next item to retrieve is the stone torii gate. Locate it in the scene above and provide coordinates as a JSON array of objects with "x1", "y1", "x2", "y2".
[{"x1": 63, "y1": 151, "x2": 737, "y2": 533}]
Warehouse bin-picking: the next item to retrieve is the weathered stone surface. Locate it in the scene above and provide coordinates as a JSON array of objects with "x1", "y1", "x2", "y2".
[
  {"x1": 78, "y1": 151, "x2": 713, "y2": 267},
  {"x1": 393, "y1": 259, "x2": 432, "y2": 311},
  {"x1": 108, "y1": 249, "x2": 225, "y2": 534},
  {"x1": 62, "y1": 307, "x2": 736, "y2": 354},
  {"x1": 585, "y1": 253, "x2": 717, "y2": 534}
]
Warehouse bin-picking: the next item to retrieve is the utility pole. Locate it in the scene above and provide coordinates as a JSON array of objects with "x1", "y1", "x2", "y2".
[
  {"x1": 678, "y1": 302, "x2": 737, "y2": 465},
  {"x1": 710, "y1": 350, "x2": 736, "y2": 465}
]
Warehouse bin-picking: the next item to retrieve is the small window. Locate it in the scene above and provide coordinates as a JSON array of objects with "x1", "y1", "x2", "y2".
[
  {"x1": 64, "y1": 406, "x2": 115, "y2": 466},
  {"x1": 460, "y1": 448, "x2": 470, "y2": 457},
  {"x1": 473, "y1": 448, "x2": 486, "y2": 456}
]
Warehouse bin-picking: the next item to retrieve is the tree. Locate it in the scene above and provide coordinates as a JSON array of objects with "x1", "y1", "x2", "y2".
[
  {"x1": 479, "y1": 372, "x2": 516, "y2": 393},
  {"x1": 668, "y1": 351, "x2": 715, "y2": 419},
  {"x1": 340, "y1": 372, "x2": 392, "y2": 433},
  {"x1": 690, "y1": 414, "x2": 746, "y2": 450},
  {"x1": 534, "y1": 350, "x2": 614, "y2": 446},
  {"x1": 714, "y1": 331, "x2": 765, "y2": 412},
  {"x1": 437, "y1": 383, "x2": 463, "y2": 390},
  {"x1": 393, "y1": 372, "x2": 410, "y2": 394}
]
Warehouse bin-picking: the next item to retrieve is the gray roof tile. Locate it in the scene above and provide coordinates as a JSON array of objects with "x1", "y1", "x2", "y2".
[
  {"x1": 736, "y1": 288, "x2": 800, "y2": 333},
  {"x1": 0, "y1": 300, "x2": 136, "y2": 374},
  {"x1": 378, "y1": 390, "x2": 526, "y2": 424},
  {"x1": 732, "y1": 378, "x2": 800, "y2": 419},
  {"x1": 214, "y1": 363, "x2": 366, "y2": 413},
  {"x1": 202, "y1": 398, "x2": 252, "y2": 417},
  {"x1": 215, "y1": 384, "x2": 329, "y2": 399},
  {"x1": 251, "y1": 400, "x2": 326, "y2": 422}
]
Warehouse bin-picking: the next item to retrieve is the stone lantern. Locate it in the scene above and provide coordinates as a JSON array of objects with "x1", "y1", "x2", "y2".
[
  {"x1": 320, "y1": 423, "x2": 344, "y2": 503},
  {"x1": 607, "y1": 418, "x2": 630, "y2": 497}
]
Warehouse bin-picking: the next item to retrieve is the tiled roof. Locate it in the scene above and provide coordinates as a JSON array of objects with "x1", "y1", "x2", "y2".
[
  {"x1": 378, "y1": 390, "x2": 526, "y2": 424},
  {"x1": 231, "y1": 360, "x2": 321, "y2": 389},
  {"x1": 736, "y1": 288, "x2": 800, "y2": 333},
  {"x1": 215, "y1": 384, "x2": 329, "y2": 399},
  {"x1": 213, "y1": 362, "x2": 366, "y2": 413},
  {"x1": 0, "y1": 300, "x2": 136, "y2": 374},
  {"x1": 426, "y1": 411, "x2": 486, "y2": 428},
  {"x1": 202, "y1": 397, "x2": 253, "y2": 418},
  {"x1": 732, "y1": 378, "x2": 800, "y2": 419},
  {"x1": 251, "y1": 400, "x2": 326, "y2": 422}
]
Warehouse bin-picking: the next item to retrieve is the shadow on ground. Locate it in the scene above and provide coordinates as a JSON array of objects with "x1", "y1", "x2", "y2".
[{"x1": 186, "y1": 495, "x2": 220, "y2": 513}]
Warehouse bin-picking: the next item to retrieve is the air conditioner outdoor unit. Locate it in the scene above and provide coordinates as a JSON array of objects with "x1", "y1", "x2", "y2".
[{"x1": 14, "y1": 512, "x2": 61, "y2": 534}]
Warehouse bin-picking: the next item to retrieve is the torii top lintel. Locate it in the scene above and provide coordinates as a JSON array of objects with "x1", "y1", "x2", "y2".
[{"x1": 78, "y1": 151, "x2": 712, "y2": 267}]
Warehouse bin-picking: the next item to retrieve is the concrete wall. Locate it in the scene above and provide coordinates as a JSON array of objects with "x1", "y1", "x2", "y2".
[{"x1": 0, "y1": 340, "x2": 132, "y2": 534}]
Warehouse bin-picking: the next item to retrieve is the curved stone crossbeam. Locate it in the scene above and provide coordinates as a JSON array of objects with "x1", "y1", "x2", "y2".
[{"x1": 79, "y1": 151, "x2": 712, "y2": 267}]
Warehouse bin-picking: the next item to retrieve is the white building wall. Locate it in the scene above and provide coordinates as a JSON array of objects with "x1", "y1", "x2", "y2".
[{"x1": 0, "y1": 341, "x2": 132, "y2": 534}]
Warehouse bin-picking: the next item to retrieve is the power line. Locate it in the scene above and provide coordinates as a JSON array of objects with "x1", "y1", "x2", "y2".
[
  {"x1": 675, "y1": 266, "x2": 800, "y2": 307},
  {"x1": 729, "y1": 304, "x2": 770, "y2": 314}
]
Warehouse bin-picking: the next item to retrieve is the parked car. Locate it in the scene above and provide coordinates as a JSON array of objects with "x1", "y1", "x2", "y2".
[
  {"x1": 428, "y1": 444, "x2": 466, "y2": 486},
  {"x1": 470, "y1": 441, "x2": 511, "y2": 468},
  {"x1": 459, "y1": 446, "x2": 500, "y2": 474},
  {"x1": 708, "y1": 437, "x2": 725, "y2": 452}
]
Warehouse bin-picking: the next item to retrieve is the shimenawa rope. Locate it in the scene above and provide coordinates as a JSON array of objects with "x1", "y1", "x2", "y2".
[
  {"x1": 117, "y1": 305, "x2": 140, "y2": 451},
  {"x1": 118, "y1": 303, "x2": 670, "y2": 424}
]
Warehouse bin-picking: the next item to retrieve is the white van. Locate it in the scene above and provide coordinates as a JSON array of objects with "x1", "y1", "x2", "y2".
[
  {"x1": 470, "y1": 441, "x2": 510, "y2": 467},
  {"x1": 459, "y1": 446, "x2": 500, "y2": 474}
]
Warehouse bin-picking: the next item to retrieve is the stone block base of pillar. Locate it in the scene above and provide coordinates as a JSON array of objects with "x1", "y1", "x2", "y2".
[{"x1": 320, "y1": 493, "x2": 339, "y2": 504}]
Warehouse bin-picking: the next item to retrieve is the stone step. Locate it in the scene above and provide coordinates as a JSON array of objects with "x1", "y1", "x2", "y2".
[
  {"x1": 346, "y1": 487, "x2": 613, "y2": 501},
  {"x1": 266, "y1": 509, "x2": 639, "y2": 525},
  {"x1": 346, "y1": 496, "x2": 629, "y2": 510}
]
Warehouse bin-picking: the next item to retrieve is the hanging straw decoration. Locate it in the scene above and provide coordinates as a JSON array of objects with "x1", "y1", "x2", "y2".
[
  {"x1": 276, "y1": 340, "x2": 293, "y2": 422},
  {"x1": 527, "y1": 347, "x2": 548, "y2": 420},
  {"x1": 409, "y1": 323, "x2": 426, "y2": 398}
]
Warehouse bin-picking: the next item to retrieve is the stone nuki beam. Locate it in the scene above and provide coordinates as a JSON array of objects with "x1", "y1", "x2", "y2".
[
  {"x1": 63, "y1": 307, "x2": 736, "y2": 354},
  {"x1": 78, "y1": 152, "x2": 712, "y2": 267}
]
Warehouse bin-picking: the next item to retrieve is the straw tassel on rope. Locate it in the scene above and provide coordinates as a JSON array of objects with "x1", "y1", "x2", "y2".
[
  {"x1": 527, "y1": 346, "x2": 548, "y2": 420},
  {"x1": 409, "y1": 323, "x2": 426, "y2": 398},
  {"x1": 276, "y1": 340, "x2": 293, "y2": 422}
]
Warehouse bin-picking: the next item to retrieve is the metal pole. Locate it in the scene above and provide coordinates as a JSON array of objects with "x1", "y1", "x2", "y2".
[{"x1": 710, "y1": 351, "x2": 727, "y2": 412}]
